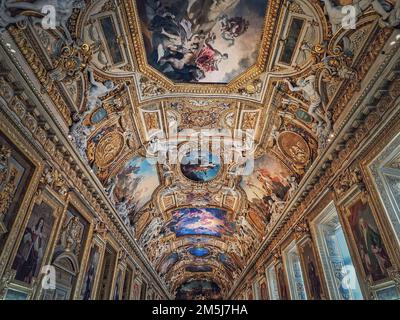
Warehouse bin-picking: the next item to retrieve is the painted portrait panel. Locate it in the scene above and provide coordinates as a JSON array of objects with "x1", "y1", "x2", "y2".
[
  {"x1": 12, "y1": 202, "x2": 55, "y2": 285},
  {"x1": 113, "y1": 269, "x2": 123, "y2": 300},
  {"x1": 80, "y1": 244, "x2": 101, "y2": 300},
  {"x1": 217, "y1": 253, "x2": 235, "y2": 273},
  {"x1": 168, "y1": 207, "x2": 234, "y2": 237},
  {"x1": 136, "y1": 0, "x2": 269, "y2": 83},
  {"x1": 276, "y1": 263, "x2": 289, "y2": 300},
  {"x1": 299, "y1": 240, "x2": 324, "y2": 300},
  {"x1": 0, "y1": 135, "x2": 34, "y2": 250},
  {"x1": 112, "y1": 156, "x2": 159, "y2": 217},
  {"x1": 131, "y1": 279, "x2": 141, "y2": 300},
  {"x1": 346, "y1": 198, "x2": 392, "y2": 282},
  {"x1": 260, "y1": 281, "x2": 268, "y2": 300}
]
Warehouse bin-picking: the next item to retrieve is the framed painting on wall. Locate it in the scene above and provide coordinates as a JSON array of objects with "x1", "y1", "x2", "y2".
[
  {"x1": 11, "y1": 201, "x2": 56, "y2": 285},
  {"x1": 341, "y1": 189, "x2": 399, "y2": 298},
  {"x1": 0, "y1": 134, "x2": 34, "y2": 251},
  {"x1": 298, "y1": 237, "x2": 326, "y2": 300},
  {"x1": 275, "y1": 262, "x2": 289, "y2": 300},
  {"x1": 260, "y1": 280, "x2": 268, "y2": 300},
  {"x1": 131, "y1": 279, "x2": 141, "y2": 300},
  {"x1": 80, "y1": 243, "x2": 102, "y2": 300}
]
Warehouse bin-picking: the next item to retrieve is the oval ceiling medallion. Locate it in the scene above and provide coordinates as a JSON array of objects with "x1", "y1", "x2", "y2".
[
  {"x1": 189, "y1": 247, "x2": 210, "y2": 257},
  {"x1": 277, "y1": 131, "x2": 310, "y2": 165},
  {"x1": 180, "y1": 151, "x2": 221, "y2": 182},
  {"x1": 95, "y1": 132, "x2": 125, "y2": 168}
]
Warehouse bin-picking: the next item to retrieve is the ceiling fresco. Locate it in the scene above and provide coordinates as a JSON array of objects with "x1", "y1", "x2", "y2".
[
  {"x1": 1, "y1": 0, "x2": 391, "y2": 299},
  {"x1": 168, "y1": 207, "x2": 234, "y2": 237},
  {"x1": 136, "y1": 0, "x2": 269, "y2": 83}
]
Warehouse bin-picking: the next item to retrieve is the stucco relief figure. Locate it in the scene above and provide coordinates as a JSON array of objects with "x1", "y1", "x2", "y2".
[
  {"x1": 285, "y1": 76, "x2": 330, "y2": 128},
  {"x1": 322, "y1": 0, "x2": 400, "y2": 31},
  {"x1": 285, "y1": 176, "x2": 299, "y2": 200},
  {"x1": 140, "y1": 217, "x2": 163, "y2": 248},
  {"x1": 86, "y1": 69, "x2": 116, "y2": 113},
  {"x1": 69, "y1": 119, "x2": 93, "y2": 162},
  {"x1": 237, "y1": 216, "x2": 257, "y2": 238},
  {"x1": 0, "y1": 0, "x2": 85, "y2": 44}
]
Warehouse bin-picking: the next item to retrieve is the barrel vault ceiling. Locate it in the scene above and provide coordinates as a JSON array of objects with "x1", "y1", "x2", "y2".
[{"x1": 1, "y1": 0, "x2": 396, "y2": 299}]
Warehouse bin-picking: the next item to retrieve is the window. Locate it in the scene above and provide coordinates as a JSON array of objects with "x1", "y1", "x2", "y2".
[
  {"x1": 266, "y1": 264, "x2": 280, "y2": 300},
  {"x1": 283, "y1": 241, "x2": 307, "y2": 300},
  {"x1": 311, "y1": 202, "x2": 363, "y2": 300},
  {"x1": 369, "y1": 134, "x2": 400, "y2": 242}
]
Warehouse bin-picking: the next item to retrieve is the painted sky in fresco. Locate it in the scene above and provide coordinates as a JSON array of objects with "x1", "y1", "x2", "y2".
[
  {"x1": 189, "y1": 247, "x2": 210, "y2": 257},
  {"x1": 168, "y1": 208, "x2": 234, "y2": 237},
  {"x1": 112, "y1": 156, "x2": 159, "y2": 215},
  {"x1": 180, "y1": 152, "x2": 221, "y2": 182}
]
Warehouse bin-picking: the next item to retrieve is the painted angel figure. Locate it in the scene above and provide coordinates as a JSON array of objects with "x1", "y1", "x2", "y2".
[
  {"x1": 195, "y1": 40, "x2": 229, "y2": 73},
  {"x1": 218, "y1": 15, "x2": 249, "y2": 46}
]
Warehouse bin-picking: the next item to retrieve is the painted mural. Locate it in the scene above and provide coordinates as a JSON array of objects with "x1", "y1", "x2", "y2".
[
  {"x1": 347, "y1": 199, "x2": 392, "y2": 282},
  {"x1": 136, "y1": 0, "x2": 269, "y2": 83},
  {"x1": 112, "y1": 156, "x2": 159, "y2": 216},
  {"x1": 185, "y1": 265, "x2": 213, "y2": 272},
  {"x1": 300, "y1": 240, "x2": 324, "y2": 300},
  {"x1": 0, "y1": 136, "x2": 34, "y2": 251},
  {"x1": 168, "y1": 207, "x2": 234, "y2": 237},
  {"x1": 217, "y1": 253, "x2": 236, "y2": 272},
  {"x1": 240, "y1": 153, "x2": 293, "y2": 203},
  {"x1": 180, "y1": 151, "x2": 221, "y2": 182},
  {"x1": 158, "y1": 252, "x2": 180, "y2": 276},
  {"x1": 12, "y1": 202, "x2": 55, "y2": 285},
  {"x1": 80, "y1": 244, "x2": 101, "y2": 300},
  {"x1": 176, "y1": 280, "x2": 222, "y2": 300},
  {"x1": 189, "y1": 247, "x2": 210, "y2": 257}
]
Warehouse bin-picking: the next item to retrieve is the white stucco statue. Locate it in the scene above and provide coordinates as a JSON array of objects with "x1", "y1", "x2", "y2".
[
  {"x1": 1, "y1": 0, "x2": 85, "y2": 44},
  {"x1": 237, "y1": 216, "x2": 257, "y2": 238},
  {"x1": 86, "y1": 68, "x2": 116, "y2": 113},
  {"x1": 285, "y1": 75, "x2": 330, "y2": 129},
  {"x1": 322, "y1": 0, "x2": 400, "y2": 31}
]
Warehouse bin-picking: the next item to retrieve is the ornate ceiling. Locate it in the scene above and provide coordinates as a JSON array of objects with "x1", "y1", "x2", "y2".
[{"x1": 1, "y1": 0, "x2": 399, "y2": 299}]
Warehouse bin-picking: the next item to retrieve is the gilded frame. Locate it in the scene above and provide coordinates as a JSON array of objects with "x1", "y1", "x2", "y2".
[
  {"x1": 297, "y1": 235, "x2": 329, "y2": 300},
  {"x1": 121, "y1": 0, "x2": 283, "y2": 94},
  {"x1": 337, "y1": 182, "x2": 400, "y2": 299},
  {"x1": 0, "y1": 112, "x2": 44, "y2": 279},
  {"x1": 4, "y1": 188, "x2": 64, "y2": 300}
]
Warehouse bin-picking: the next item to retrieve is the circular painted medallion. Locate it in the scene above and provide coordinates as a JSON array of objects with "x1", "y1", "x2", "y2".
[{"x1": 180, "y1": 151, "x2": 221, "y2": 183}]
